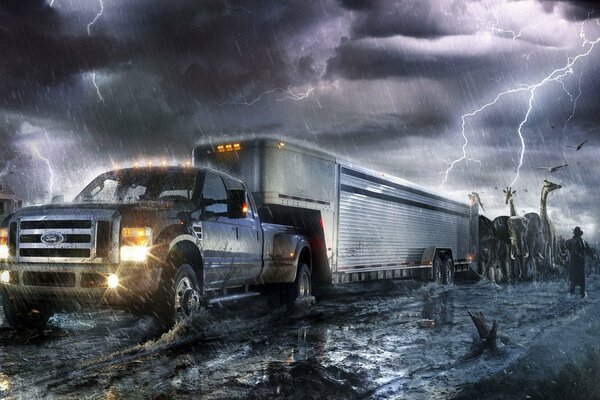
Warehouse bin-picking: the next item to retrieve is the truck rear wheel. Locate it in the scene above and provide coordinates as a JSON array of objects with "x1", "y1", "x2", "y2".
[
  {"x1": 284, "y1": 263, "x2": 311, "y2": 310},
  {"x1": 2, "y1": 296, "x2": 52, "y2": 330},
  {"x1": 443, "y1": 257, "x2": 454, "y2": 285},
  {"x1": 155, "y1": 264, "x2": 201, "y2": 331}
]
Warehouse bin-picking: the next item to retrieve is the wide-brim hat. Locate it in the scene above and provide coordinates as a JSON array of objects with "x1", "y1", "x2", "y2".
[{"x1": 573, "y1": 226, "x2": 583, "y2": 236}]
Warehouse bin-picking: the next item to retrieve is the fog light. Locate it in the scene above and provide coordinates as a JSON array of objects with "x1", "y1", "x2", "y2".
[
  {"x1": 107, "y1": 274, "x2": 119, "y2": 289},
  {"x1": 0, "y1": 270, "x2": 10, "y2": 284}
]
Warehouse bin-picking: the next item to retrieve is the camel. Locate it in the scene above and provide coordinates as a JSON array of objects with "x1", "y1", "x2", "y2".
[{"x1": 539, "y1": 180, "x2": 562, "y2": 273}]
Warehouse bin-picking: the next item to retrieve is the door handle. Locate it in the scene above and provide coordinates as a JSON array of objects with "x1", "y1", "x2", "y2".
[{"x1": 232, "y1": 226, "x2": 239, "y2": 239}]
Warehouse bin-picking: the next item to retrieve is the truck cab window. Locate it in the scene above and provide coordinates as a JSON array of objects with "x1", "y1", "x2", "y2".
[{"x1": 201, "y1": 173, "x2": 228, "y2": 218}]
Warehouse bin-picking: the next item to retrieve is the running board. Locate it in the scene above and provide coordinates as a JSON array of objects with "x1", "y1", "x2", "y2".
[{"x1": 208, "y1": 292, "x2": 261, "y2": 305}]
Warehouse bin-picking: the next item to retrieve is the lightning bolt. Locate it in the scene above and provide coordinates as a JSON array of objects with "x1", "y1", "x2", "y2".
[
  {"x1": 92, "y1": 71, "x2": 105, "y2": 104},
  {"x1": 563, "y1": 69, "x2": 584, "y2": 135},
  {"x1": 216, "y1": 85, "x2": 315, "y2": 106},
  {"x1": 490, "y1": 22, "x2": 542, "y2": 40},
  {"x1": 87, "y1": 0, "x2": 105, "y2": 104},
  {"x1": 30, "y1": 143, "x2": 55, "y2": 199},
  {"x1": 87, "y1": 0, "x2": 104, "y2": 36},
  {"x1": 442, "y1": 14, "x2": 600, "y2": 187}
]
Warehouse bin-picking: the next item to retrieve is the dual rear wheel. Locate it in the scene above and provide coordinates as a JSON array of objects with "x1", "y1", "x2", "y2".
[
  {"x1": 266, "y1": 263, "x2": 312, "y2": 310},
  {"x1": 432, "y1": 255, "x2": 454, "y2": 285}
]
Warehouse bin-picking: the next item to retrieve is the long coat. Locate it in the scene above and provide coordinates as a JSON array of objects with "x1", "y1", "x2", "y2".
[{"x1": 565, "y1": 236, "x2": 593, "y2": 285}]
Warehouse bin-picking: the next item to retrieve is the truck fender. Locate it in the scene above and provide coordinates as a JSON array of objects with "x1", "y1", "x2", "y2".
[
  {"x1": 293, "y1": 237, "x2": 312, "y2": 272},
  {"x1": 166, "y1": 235, "x2": 204, "y2": 290},
  {"x1": 268, "y1": 233, "x2": 311, "y2": 283}
]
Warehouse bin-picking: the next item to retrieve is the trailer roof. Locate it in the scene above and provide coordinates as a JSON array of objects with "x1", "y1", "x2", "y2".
[{"x1": 193, "y1": 138, "x2": 468, "y2": 206}]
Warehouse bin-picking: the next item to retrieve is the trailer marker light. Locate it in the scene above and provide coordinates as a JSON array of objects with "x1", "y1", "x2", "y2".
[
  {"x1": 217, "y1": 143, "x2": 242, "y2": 152},
  {"x1": 277, "y1": 141, "x2": 285, "y2": 149}
]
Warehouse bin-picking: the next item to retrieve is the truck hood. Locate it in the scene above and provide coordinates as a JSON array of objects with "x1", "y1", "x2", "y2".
[{"x1": 9, "y1": 201, "x2": 183, "y2": 219}]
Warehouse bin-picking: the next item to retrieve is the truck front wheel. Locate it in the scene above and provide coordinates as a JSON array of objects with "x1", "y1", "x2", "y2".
[
  {"x1": 155, "y1": 264, "x2": 201, "y2": 331},
  {"x1": 2, "y1": 296, "x2": 52, "y2": 330}
]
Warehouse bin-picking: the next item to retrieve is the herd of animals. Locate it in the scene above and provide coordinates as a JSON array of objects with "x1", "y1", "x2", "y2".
[
  {"x1": 470, "y1": 139, "x2": 593, "y2": 282},
  {"x1": 472, "y1": 180, "x2": 567, "y2": 282}
]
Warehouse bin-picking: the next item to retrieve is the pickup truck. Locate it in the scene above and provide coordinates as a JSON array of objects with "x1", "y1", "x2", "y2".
[{"x1": 0, "y1": 166, "x2": 312, "y2": 330}]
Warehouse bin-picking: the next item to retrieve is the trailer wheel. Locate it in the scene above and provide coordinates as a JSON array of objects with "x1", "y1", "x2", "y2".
[
  {"x1": 443, "y1": 257, "x2": 454, "y2": 285},
  {"x1": 155, "y1": 264, "x2": 201, "y2": 331},
  {"x1": 284, "y1": 263, "x2": 311, "y2": 310},
  {"x1": 2, "y1": 296, "x2": 52, "y2": 330},
  {"x1": 432, "y1": 255, "x2": 443, "y2": 284}
]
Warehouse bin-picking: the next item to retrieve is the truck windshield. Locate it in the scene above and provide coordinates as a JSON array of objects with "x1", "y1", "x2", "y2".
[{"x1": 75, "y1": 169, "x2": 199, "y2": 204}]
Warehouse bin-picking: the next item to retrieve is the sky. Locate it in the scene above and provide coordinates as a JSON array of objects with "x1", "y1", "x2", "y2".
[{"x1": 0, "y1": 0, "x2": 599, "y2": 240}]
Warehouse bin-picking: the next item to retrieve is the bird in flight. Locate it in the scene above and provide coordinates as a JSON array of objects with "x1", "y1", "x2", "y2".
[
  {"x1": 565, "y1": 139, "x2": 589, "y2": 151},
  {"x1": 536, "y1": 164, "x2": 568, "y2": 173}
]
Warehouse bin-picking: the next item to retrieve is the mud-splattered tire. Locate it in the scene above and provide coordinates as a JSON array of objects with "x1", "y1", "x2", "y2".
[
  {"x1": 2, "y1": 295, "x2": 52, "y2": 330},
  {"x1": 283, "y1": 263, "x2": 311, "y2": 310},
  {"x1": 443, "y1": 257, "x2": 454, "y2": 285},
  {"x1": 155, "y1": 264, "x2": 201, "y2": 331},
  {"x1": 432, "y1": 255, "x2": 443, "y2": 284}
]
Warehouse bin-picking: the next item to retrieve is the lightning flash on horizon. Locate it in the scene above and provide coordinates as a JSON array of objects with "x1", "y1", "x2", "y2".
[
  {"x1": 216, "y1": 85, "x2": 315, "y2": 106},
  {"x1": 442, "y1": 15, "x2": 600, "y2": 187}
]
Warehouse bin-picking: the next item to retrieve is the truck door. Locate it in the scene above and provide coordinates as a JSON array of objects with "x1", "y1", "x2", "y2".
[
  {"x1": 225, "y1": 178, "x2": 263, "y2": 283},
  {"x1": 198, "y1": 172, "x2": 240, "y2": 288}
]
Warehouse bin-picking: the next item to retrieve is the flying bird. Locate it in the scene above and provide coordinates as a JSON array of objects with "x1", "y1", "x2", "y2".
[
  {"x1": 565, "y1": 139, "x2": 589, "y2": 151},
  {"x1": 536, "y1": 164, "x2": 568, "y2": 173}
]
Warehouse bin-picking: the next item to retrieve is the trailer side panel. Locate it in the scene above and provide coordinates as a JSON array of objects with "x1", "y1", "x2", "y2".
[{"x1": 337, "y1": 166, "x2": 470, "y2": 272}]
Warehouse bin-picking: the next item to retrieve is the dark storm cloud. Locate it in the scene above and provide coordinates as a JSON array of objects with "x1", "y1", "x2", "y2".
[
  {"x1": 113, "y1": 0, "x2": 342, "y2": 103},
  {"x1": 0, "y1": 0, "x2": 132, "y2": 108},
  {"x1": 338, "y1": 0, "x2": 474, "y2": 39},
  {"x1": 538, "y1": 1, "x2": 599, "y2": 20},
  {"x1": 324, "y1": 36, "x2": 531, "y2": 80}
]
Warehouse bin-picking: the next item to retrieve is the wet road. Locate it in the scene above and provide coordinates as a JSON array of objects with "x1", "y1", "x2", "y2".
[{"x1": 0, "y1": 276, "x2": 597, "y2": 399}]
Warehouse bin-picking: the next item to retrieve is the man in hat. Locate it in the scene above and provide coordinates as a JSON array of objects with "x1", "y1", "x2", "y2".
[{"x1": 565, "y1": 226, "x2": 595, "y2": 298}]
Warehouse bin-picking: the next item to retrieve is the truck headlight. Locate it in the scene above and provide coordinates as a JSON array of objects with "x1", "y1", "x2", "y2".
[
  {"x1": 0, "y1": 228, "x2": 8, "y2": 260},
  {"x1": 120, "y1": 227, "x2": 152, "y2": 262},
  {"x1": 0, "y1": 270, "x2": 10, "y2": 284}
]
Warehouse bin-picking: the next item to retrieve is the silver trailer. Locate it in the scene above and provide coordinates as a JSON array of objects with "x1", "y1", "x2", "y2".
[{"x1": 193, "y1": 139, "x2": 479, "y2": 285}]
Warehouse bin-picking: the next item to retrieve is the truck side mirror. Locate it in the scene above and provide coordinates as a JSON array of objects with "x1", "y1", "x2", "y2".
[
  {"x1": 227, "y1": 189, "x2": 247, "y2": 219},
  {"x1": 51, "y1": 195, "x2": 64, "y2": 204}
]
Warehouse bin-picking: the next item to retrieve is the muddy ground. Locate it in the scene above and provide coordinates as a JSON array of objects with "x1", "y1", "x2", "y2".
[{"x1": 0, "y1": 276, "x2": 599, "y2": 399}]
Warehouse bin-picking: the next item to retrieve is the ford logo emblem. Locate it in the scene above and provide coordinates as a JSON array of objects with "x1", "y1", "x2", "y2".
[{"x1": 40, "y1": 232, "x2": 65, "y2": 245}]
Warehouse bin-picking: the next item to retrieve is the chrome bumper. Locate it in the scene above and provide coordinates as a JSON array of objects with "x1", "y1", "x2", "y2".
[{"x1": 0, "y1": 262, "x2": 163, "y2": 309}]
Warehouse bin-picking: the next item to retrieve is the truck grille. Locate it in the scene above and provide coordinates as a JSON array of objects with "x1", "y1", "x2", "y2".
[{"x1": 17, "y1": 217, "x2": 111, "y2": 262}]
